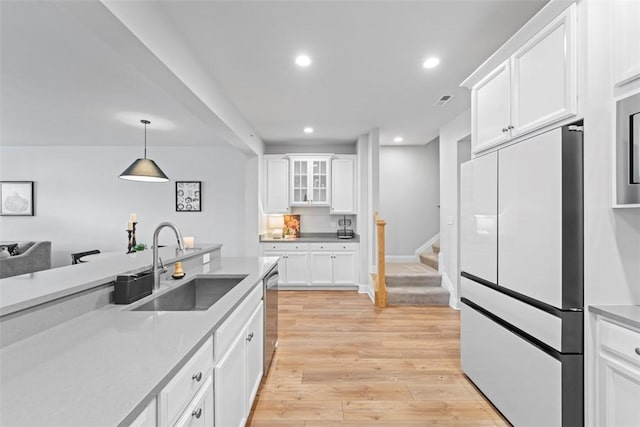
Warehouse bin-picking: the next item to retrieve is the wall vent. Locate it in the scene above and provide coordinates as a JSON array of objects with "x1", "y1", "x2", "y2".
[{"x1": 434, "y1": 95, "x2": 453, "y2": 106}]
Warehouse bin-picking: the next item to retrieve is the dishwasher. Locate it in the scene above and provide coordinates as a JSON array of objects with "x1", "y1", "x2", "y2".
[{"x1": 263, "y1": 264, "x2": 278, "y2": 374}]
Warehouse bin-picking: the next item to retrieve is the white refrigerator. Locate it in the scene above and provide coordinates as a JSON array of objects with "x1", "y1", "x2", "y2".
[{"x1": 460, "y1": 123, "x2": 584, "y2": 426}]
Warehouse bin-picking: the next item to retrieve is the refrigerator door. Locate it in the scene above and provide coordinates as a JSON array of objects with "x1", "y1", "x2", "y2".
[
  {"x1": 460, "y1": 152, "x2": 498, "y2": 284},
  {"x1": 498, "y1": 126, "x2": 583, "y2": 309}
]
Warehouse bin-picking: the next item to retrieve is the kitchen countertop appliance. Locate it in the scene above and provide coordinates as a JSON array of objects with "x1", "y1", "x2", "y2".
[{"x1": 337, "y1": 216, "x2": 355, "y2": 239}]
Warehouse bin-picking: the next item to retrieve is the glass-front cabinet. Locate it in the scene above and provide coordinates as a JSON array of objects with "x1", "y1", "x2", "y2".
[{"x1": 290, "y1": 156, "x2": 331, "y2": 206}]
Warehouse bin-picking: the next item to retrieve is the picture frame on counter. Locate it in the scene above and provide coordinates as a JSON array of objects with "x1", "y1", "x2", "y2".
[
  {"x1": 176, "y1": 181, "x2": 201, "y2": 212},
  {"x1": 0, "y1": 181, "x2": 34, "y2": 216}
]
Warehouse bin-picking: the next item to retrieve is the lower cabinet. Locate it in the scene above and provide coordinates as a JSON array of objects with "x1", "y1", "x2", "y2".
[
  {"x1": 214, "y1": 293, "x2": 264, "y2": 427},
  {"x1": 262, "y1": 242, "x2": 358, "y2": 287},
  {"x1": 129, "y1": 398, "x2": 157, "y2": 427},
  {"x1": 173, "y1": 376, "x2": 214, "y2": 427},
  {"x1": 595, "y1": 316, "x2": 640, "y2": 426}
]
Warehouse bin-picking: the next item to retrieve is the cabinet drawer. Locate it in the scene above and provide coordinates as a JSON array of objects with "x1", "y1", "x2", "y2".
[
  {"x1": 599, "y1": 319, "x2": 640, "y2": 364},
  {"x1": 309, "y1": 242, "x2": 358, "y2": 251},
  {"x1": 159, "y1": 337, "x2": 213, "y2": 426},
  {"x1": 261, "y1": 242, "x2": 309, "y2": 252},
  {"x1": 173, "y1": 375, "x2": 213, "y2": 427},
  {"x1": 215, "y1": 284, "x2": 262, "y2": 361}
]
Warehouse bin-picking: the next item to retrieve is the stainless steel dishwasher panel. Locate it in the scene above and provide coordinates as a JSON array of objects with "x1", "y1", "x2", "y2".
[{"x1": 263, "y1": 265, "x2": 278, "y2": 374}]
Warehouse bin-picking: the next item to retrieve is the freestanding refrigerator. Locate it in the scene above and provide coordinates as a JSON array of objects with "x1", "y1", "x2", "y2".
[{"x1": 460, "y1": 122, "x2": 584, "y2": 426}]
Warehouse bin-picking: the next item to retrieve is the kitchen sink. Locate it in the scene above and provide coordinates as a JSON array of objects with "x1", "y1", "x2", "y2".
[{"x1": 132, "y1": 275, "x2": 248, "y2": 311}]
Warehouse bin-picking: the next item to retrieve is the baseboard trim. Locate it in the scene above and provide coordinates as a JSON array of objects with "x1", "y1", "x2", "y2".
[
  {"x1": 414, "y1": 233, "x2": 440, "y2": 258},
  {"x1": 278, "y1": 285, "x2": 358, "y2": 291},
  {"x1": 441, "y1": 272, "x2": 459, "y2": 310},
  {"x1": 385, "y1": 255, "x2": 417, "y2": 263},
  {"x1": 358, "y1": 283, "x2": 374, "y2": 302}
]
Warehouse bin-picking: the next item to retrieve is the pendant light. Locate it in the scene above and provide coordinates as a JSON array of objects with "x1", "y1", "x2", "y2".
[{"x1": 119, "y1": 119, "x2": 169, "y2": 182}]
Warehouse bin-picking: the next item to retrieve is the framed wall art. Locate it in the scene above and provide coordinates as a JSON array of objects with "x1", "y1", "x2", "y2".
[
  {"x1": 613, "y1": 89, "x2": 640, "y2": 207},
  {"x1": 176, "y1": 181, "x2": 201, "y2": 212},
  {"x1": 0, "y1": 181, "x2": 34, "y2": 216}
]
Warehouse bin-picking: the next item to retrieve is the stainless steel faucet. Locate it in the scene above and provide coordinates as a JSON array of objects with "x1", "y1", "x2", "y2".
[{"x1": 152, "y1": 222, "x2": 185, "y2": 290}]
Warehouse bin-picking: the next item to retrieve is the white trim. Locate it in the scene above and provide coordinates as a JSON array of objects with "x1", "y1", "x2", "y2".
[
  {"x1": 414, "y1": 233, "x2": 440, "y2": 257},
  {"x1": 385, "y1": 255, "x2": 417, "y2": 263},
  {"x1": 358, "y1": 282, "x2": 374, "y2": 302},
  {"x1": 441, "y1": 272, "x2": 459, "y2": 310}
]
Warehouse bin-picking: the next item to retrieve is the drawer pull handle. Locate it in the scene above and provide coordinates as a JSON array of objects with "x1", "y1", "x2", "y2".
[
  {"x1": 192, "y1": 372, "x2": 202, "y2": 382},
  {"x1": 636, "y1": 348, "x2": 640, "y2": 356},
  {"x1": 192, "y1": 408, "x2": 202, "y2": 419},
  {"x1": 247, "y1": 332, "x2": 254, "y2": 342}
]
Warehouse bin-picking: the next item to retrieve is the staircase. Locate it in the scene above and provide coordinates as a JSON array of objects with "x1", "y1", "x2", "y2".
[{"x1": 386, "y1": 241, "x2": 449, "y2": 306}]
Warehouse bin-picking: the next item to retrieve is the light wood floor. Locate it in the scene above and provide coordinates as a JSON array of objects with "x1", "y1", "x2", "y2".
[{"x1": 247, "y1": 291, "x2": 510, "y2": 427}]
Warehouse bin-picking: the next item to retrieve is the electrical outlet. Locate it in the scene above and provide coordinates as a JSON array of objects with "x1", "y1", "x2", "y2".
[{"x1": 203, "y1": 253, "x2": 210, "y2": 264}]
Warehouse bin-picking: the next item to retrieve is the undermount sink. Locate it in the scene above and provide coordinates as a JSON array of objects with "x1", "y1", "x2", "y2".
[{"x1": 132, "y1": 275, "x2": 248, "y2": 311}]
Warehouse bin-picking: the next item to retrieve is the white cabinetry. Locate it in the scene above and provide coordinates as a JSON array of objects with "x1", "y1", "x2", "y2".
[
  {"x1": 612, "y1": 0, "x2": 640, "y2": 86},
  {"x1": 261, "y1": 243, "x2": 309, "y2": 286},
  {"x1": 330, "y1": 156, "x2": 357, "y2": 214},
  {"x1": 460, "y1": 152, "x2": 498, "y2": 284},
  {"x1": 309, "y1": 243, "x2": 358, "y2": 286},
  {"x1": 158, "y1": 337, "x2": 214, "y2": 427},
  {"x1": 129, "y1": 398, "x2": 157, "y2": 427},
  {"x1": 173, "y1": 376, "x2": 213, "y2": 427},
  {"x1": 265, "y1": 156, "x2": 290, "y2": 213},
  {"x1": 214, "y1": 286, "x2": 264, "y2": 427},
  {"x1": 595, "y1": 316, "x2": 640, "y2": 426},
  {"x1": 471, "y1": 4, "x2": 576, "y2": 154},
  {"x1": 290, "y1": 156, "x2": 331, "y2": 206}
]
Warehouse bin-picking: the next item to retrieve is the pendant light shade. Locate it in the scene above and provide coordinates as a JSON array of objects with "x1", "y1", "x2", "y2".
[{"x1": 119, "y1": 120, "x2": 169, "y2": 182}]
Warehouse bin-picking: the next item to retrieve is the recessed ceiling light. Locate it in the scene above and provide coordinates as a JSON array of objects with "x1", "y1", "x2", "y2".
[
  {"x1": 304, "y1": 127, "x2": 314, "y2": 134},
  {"x1": 422, "y1": 57, "x2": 440, "y2": 69},
  {"x1": 393, "y1": 136, "x2": 403, "y2": 143},
  {"x1": 295, "y1": 55, "x2": 312, "y2": 67}
]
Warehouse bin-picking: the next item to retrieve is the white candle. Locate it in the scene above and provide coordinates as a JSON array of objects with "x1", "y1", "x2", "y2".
[
  {"x1": 130, "y1": 213, "x2": 138, "y2": 223},
  {"x1": 127, "y1": 221, "x2": 133, "y2": 231},
  {"x1": 183, "y1": 237, "x2": 195, "y2": 249}
]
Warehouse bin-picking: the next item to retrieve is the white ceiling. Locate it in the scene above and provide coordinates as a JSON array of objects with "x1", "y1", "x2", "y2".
[{"x1": 1, "y1": 0, "x2": 548, "y2": 148}]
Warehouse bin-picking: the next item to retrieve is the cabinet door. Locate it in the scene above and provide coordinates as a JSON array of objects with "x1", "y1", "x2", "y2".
[
  {"x1": 291, "y1": 159, "x2": 309, "y2": 205},
  {"x1": 245, "y1": 303, "x2": 264, "y2": 408},
  {"x1": 598, "y1": 353, "x2": 640, "y2": 426},
  {"x1": 265, "y1": 157, "x2": 290, "y2": 213},
  {"x1": 613, "y1": 0, "x2": 640, "y2": 86},
  {"x1": 310, "y1": 252, "x2": 333, "y2": 285},
  {"x1": 331, "y1": 157, "x2": 356, "y2": 214},
  {"x1": 214, "y1": 334, "x2": 246, "y2": 427},
  {"x1": 310, "y1": 159, "x2": 330, "y2": 205},
  {"x1": 460, "y1": 152, "x2": 498, "y2": 284},
  {"x1": 284, "y1": 251, "x2": 309, "y2": 285},
  {"x1": 333, "y1": 252, "x2": 357, "y2": 285},
  {"x1": 472, "y1": 60, "x2": 511, "y2": 153},
  {"x1": 511, "y1": 4, "x2": 576, "y2": 137}
]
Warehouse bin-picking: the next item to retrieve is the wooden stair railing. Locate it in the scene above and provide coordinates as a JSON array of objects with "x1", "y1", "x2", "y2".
[{"x1": 372, "y1": 212, "x2": 387, "y2": 308}]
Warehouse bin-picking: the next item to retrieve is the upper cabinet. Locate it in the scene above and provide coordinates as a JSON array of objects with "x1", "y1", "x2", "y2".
[
  {"x1": 290, "y1": 156, "x2": 331, "y2": 206},
  {"x1": 264, "y1": 156, "x2": 290, "y2": 214},
  {"x1": 330, "y1": 156, "x2": 357, "y2": 214},
  {"x1": 612, "y1": 0, "x2": 640, "y2": 86},
  {"x1": 471, "y1": 4, "x2": 577, "y2": 154}
]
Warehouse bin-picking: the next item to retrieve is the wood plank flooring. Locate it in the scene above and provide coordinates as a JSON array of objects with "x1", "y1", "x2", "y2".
[{"x1": 248, "y1": 291, "x2": 510, "y2": 427}]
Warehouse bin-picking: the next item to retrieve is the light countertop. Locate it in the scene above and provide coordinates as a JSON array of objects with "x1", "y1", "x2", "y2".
[
  {"x1": 0, "y1": 256, "x2": 278, "y2": 426},
  {"x1": 0, "y1": 244, "x2": 221, "y2": 316},
  {"x1": 259, "y1": 232, "x2": 359, "y2": 243},
  {"x1": 589, "y1": 305, "x2": 640, "y2": 330}
]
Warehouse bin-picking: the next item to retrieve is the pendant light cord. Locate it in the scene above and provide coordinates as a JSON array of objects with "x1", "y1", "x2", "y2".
[{"x1": 144, "y1": 121, "x2": 147, "y2": 159}]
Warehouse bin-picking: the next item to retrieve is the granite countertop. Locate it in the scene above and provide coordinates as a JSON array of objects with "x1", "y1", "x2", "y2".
[
  {"x1": 589, "y1": 305, "x2": 640, "y2": 330},
  {"x1": 0, "y1": 256, "x2": 278, "y2": 426},
  {"x1": 259, "y1": 232, "x2": 360, "y2": 243},
  {"x1": 0, "y1": 244, "x2": 222, "y2": 316}
]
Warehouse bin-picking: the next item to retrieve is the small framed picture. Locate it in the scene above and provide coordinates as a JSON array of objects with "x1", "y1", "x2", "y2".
[
  {"x1": 176, "y1": 181, "x2": 201, "y2": 212},
  {"x1": 0, "y1": 181, "x2": 34, "y2": 216}
]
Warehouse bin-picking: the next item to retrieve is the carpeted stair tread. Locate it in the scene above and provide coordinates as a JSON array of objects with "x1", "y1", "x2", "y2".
[
  {"x1": 419, "y1": 252, "x2": 439, "y2": 270},
  {"x1": 432, "y1": 242, "x2": 440, "y2": 254},
  {"x1": 385, "y1": 262, "x2": 441, "y2": 287},
  {"x1": 387, "y1": 286, "x2": 450, "y2": 306}
]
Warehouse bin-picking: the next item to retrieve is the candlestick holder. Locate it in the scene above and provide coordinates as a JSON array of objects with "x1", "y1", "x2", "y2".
[
  {"x1": 131, "y1": 222, "x2": 138, "y2": 249},
  {"x1": 126, "y1": 229, "x2": 133, "y2": 253}
]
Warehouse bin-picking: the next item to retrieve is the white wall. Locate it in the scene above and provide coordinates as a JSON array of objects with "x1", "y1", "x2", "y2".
[
  {"x1": 438, "y1": 109, "x2": 471, "y2": 307},
  {"x1": 380, "y1": 141, "x2": 440, "y2": 256},
  {"x1": 0, "y1": 145, "x2": 248, "y2": 267}
]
